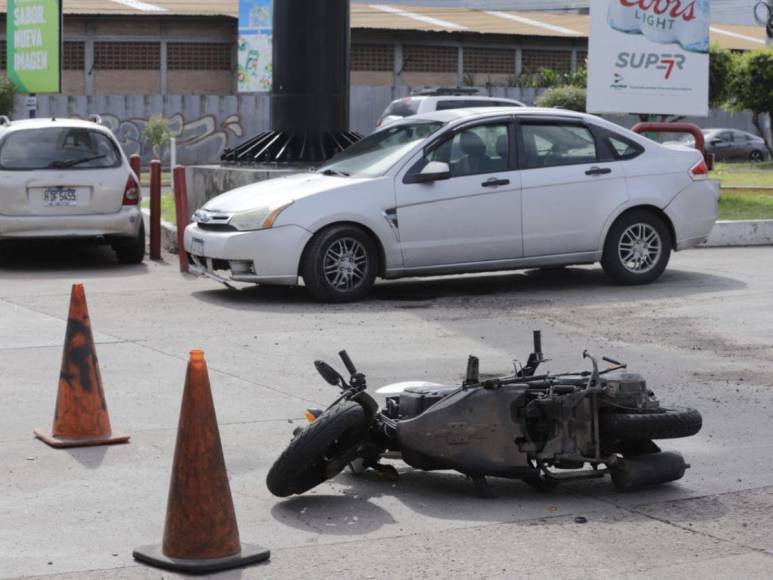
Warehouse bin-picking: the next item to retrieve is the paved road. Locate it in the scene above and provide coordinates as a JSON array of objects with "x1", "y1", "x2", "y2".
[{"x1": 1, "y1": 242, "x2": 772, "y2": 579}]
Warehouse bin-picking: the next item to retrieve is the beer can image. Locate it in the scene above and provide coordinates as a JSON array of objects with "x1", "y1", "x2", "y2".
[{"x1": 607, "y1": 0, "x2": 710, "y2": 54}]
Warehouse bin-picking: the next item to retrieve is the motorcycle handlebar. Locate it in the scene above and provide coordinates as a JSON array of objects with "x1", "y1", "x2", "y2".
[{"x1": 338, "y1": 350, "x2": 357, "y2": 375}]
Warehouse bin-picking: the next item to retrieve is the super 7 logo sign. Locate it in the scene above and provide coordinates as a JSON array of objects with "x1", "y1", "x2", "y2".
[{"x1": 615, "y1": 52, "x2": 686, "y2": 79}]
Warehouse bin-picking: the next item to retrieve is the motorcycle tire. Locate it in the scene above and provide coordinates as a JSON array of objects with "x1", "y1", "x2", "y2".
[
  {"x1": 600, "y1": 407, "x2": 702, "y2": 440},
  {"x1": 266, "y1": 401, "x2": 367, "y2": 497}
]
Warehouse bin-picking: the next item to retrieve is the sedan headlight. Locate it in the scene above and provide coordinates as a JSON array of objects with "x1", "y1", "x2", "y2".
[{"x1": 229, "y1": 201, "x2": 293, "y2": 231}]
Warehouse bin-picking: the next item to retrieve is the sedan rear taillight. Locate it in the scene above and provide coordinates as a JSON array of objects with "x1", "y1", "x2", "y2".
[
  {"x1": 122, "y1": 175, "x2": 140, "y2": 205},
  {"x1": 689, "y1": 159, "x2": 708, "y2": 180}
]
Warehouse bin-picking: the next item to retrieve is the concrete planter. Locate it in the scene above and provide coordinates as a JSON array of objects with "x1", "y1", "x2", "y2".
[{"x1": 702, "y1": 219, "x2": 773, "y2": 247}]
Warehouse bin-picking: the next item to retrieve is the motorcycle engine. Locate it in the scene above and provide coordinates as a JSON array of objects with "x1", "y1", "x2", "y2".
[{"x1": 599, "y1": 371, "x2": 659, "y2": 410}]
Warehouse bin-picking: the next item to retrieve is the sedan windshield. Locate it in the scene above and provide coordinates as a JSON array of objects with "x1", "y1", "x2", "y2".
[
  {"x1": 0, "y1": 127, "x2": 122, "y2": 170},
  {"x1": 318, "y1": 121, "x2": 444, "y2": 178}
]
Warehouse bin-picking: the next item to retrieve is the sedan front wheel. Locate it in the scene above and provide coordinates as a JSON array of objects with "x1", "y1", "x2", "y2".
[
  {"x1": 601, "y1": 211, "x2": 671, "y2": 285},
  {"x1": 301, "y1": 225, "x2": 378, "y2": 302}
]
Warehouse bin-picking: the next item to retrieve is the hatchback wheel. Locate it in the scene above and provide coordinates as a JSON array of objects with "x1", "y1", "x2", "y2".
[
  {"x1": 601, "y1": 211, "x2": 671, "y2": 285},
  {"x1": 749, "y1": 150, "x2": 764, "y2": 162},
  {"x1": 112, "y1": 222, "x2": 146, "y2": 264},
  {"x1": 301, "y1": 225, "x2": 377, "y2": 302}
]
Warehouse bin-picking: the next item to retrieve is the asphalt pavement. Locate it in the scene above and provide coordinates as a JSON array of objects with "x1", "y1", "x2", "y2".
[{"x1": 1, "y1": 242, "x2": 772, "y2": 579}]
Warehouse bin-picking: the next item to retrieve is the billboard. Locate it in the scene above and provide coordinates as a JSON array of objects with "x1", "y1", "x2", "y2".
[
  {"x1": 238, "y1": 0, "x2": 273, "y2": 92},
  {"x1": 6, "y1": 0, "x2": 62, "y2": 93},
  {"x1": 587, "y1": 0, "x2": 710, "y2": 116}
]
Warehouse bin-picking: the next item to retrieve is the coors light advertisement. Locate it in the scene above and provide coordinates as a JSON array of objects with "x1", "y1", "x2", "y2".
[{"x1": 587, "y1": 0, "x2": 710, "y2": 116}]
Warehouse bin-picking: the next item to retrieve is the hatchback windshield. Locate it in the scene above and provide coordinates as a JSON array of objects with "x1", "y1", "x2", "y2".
[
  {"x1": 319, "y1": 121, "x2": 444, "y2": 178},
  {"x1": 0, "y1": 127, "x2": 122, "y2": 170}
]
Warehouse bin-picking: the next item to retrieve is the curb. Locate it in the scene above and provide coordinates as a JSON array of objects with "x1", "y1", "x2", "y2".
[
  {"x1": 701, "y1": 219, "x2": 773, "y2": 247},
  {"x1": 145, "y1": 214, "x2": 772, "y2": 255},
  {"x1": 140, "y1": 208, "x2": 180, "y2": 254}
]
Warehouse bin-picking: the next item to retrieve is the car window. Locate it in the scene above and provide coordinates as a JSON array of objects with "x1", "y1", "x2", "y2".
[
  {"x1": 318, "y1": 120, "x2": 444, "y2": 178},
  {"x1": 520, "y1": 123, "x2": 597, "y2": 169},
  {"x1": 733, "y1": 131, "x2": 751, "y2": 141},
  {"x1": 717, "y1": 131, "x2": 733, "y2": 143},
  {"x1": 381, "y1": 98, "x2": 421, "y2": 119},
  {"x1": 436, "y1": 99, "x2": 505, "y2": 110},
  {"x1": 591, "y1": 126, "x2": 644, "y2": 161},
  {"x1": 0, "y1": 127, "x2": 122, "y2": 170},
  {"x1": 409, "y1": 122, "x2": 510, "y2": 178}
]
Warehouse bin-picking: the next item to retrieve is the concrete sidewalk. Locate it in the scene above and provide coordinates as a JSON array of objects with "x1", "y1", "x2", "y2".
[{"x1": 1, "y1": 243, "x2": 772, "y2": 579}]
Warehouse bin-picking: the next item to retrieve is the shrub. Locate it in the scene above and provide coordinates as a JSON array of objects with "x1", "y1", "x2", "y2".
[
  {"x1": 535, "y1": 85, "x2": 587, "y2": 112},
  {"x1": 0, "y1": 77, "x2": 17, "y2": 117}
]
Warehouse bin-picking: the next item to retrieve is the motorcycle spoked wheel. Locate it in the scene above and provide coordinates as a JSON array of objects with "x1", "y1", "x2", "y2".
[
  {"x1": 600, "y1": 407, "x2": 702, "y2": 441},
  {"x1": 266, "y1": 401, "x2": 368, "y2": 497}
]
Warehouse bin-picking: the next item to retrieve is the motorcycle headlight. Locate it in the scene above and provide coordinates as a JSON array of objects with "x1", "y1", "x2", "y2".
[{"x1": 229, "y1": 201, "x2": 293, "y2": 231}]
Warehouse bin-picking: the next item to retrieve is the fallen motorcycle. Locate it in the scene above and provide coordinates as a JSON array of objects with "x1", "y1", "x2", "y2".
[{"x1": 267, "y1": 332, "x2": 702, "y2": 497}]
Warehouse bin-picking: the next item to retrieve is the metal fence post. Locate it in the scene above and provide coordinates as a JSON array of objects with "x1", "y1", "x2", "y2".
[{"x1": 149, "y1": 160, "x2": 162, "y2": 260}]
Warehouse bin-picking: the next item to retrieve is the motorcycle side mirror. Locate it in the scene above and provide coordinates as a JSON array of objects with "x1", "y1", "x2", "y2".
[{"x1": 314, "y1": 360, "x2": 345, "y2": 387}]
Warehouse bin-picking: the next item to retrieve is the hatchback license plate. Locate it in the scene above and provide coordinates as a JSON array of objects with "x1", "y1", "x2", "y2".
[{"x1": 43, "y1": 187, "x2": 78, "y2": 206}]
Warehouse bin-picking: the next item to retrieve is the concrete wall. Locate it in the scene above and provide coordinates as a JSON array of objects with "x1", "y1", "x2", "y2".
[{"x1": 13, "y1": 88, "x2": 763, "y2": 165}]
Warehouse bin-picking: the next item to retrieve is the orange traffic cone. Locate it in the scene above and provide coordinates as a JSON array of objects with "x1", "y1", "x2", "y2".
[
  {"x1": 34, "y1": 284, "x2": 129, "y2": 448},
  {"x1": 133, "y1": 350, "x2": 269, "y2": 574}
]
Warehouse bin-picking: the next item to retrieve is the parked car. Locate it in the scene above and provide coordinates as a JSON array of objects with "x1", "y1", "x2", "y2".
[
  {"x1": 184, "y1": 107, "x2": 719, "y2": 302},
  {"x1": 0, "y1": 116, "x2": 144, "y2": 263},
  {"x1": 377, "y1": 89, "x2": 525, "y2": 128},
  {"x1": 664, "y1": 128, "x2": 770, "y2": 162}
]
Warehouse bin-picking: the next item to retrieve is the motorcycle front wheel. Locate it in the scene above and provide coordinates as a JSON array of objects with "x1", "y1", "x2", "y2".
[{"x1": 266, "y1": 401, "x2": 368, "y2": 497}]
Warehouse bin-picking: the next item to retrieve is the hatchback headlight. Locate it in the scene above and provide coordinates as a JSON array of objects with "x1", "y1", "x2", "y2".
[{"x1": 229, "y1": 201, "x2": 293, "y2": 231}]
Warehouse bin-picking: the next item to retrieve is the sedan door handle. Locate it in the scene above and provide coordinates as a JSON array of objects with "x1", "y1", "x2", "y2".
[
  {"x1": 585, "y1": 167, "x2": 612, "y2": 176},
  {"x1": 481, "y1": 178, "x2": 510, "y2": 187}
]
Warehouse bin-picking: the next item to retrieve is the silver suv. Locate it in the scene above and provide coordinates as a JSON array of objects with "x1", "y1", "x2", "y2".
[
  {"x1": 377, "y1": 89, "x2": 525, "y2": 128},
  {"x1": 0, "y1": 117, "x2": 144, "y2": 263}
]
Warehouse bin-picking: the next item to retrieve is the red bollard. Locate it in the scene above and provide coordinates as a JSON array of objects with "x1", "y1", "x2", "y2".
[
  {"x1": 149, "y1": 160, "x2": 162, "y2": 261},
  {"x1": 173, "y1": 166, "x2": 190, "y2": 273},
  {"x1": 129, "y1": 154, "x2": 141, "y2": 185}
]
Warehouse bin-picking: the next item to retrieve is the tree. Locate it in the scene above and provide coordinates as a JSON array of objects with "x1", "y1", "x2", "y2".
[
  {"x1": 0, "y1": 77, "x2": 16, "y2": 117},
  {"x1": 728, "y1": 48, "x2": 773, "y2": 157},
  {"x1": 709, "y1": 44, "x2": 734, "y2": 108},
  {"x1": 142, "y1": 114, "x2": 172, "y2": 160},
  {"x1": 535, "y1": 85, "x2": 587, "y2": 112}
]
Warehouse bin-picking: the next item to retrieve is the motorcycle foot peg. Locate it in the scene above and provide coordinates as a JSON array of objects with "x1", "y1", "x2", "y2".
[{"x1": 470, "y1": 475, "x2": 495, "y2": 499}]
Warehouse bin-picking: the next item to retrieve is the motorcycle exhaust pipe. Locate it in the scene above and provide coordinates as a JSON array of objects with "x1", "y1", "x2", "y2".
[{"x1": 609, "y1": 451, "x2": 687, "y2": 492}]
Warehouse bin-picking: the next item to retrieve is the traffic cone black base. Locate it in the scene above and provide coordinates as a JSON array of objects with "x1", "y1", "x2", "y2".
[
  {"x1": 33, "y1": 428, "x2": 129, "y2": 449},
  {"x1": 133, "y1": 543, "x2": 270, "y2": 575}
]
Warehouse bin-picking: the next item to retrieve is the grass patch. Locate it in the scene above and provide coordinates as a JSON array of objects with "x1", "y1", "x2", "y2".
[
  {"x1": 712, "y1": 162, "x2": 773, "y2": 188},
  {"x1": 141, "y1": 194, "x2": 177, "y2": 225},
  {"x1": 718, "y1": 190, "x2": 773, "y2": 221}
]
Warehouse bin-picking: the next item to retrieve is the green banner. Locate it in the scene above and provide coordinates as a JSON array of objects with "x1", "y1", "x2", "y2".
[{"x1": 6, "y1": 0, "x2": 62, "y2": 93}]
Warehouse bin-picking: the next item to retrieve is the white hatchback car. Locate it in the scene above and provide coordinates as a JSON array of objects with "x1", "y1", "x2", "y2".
[
  {"x1": 0, "y1": 117, "x2": 144, "y2": 263},
  {"x1": 184, "y1": 108, "x2": 719, "y2": 302}
]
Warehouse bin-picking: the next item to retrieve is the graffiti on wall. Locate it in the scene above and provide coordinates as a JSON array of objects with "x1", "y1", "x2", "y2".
[{"x1": 95, "y1": 113, "x2": 244, "y2": 164}]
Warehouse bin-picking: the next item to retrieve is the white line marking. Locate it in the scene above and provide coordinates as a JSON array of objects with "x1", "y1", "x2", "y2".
[
  {"x1": 709, "y1": 27, "x2": 765, "y2": 45},
  {"x1": 109, "y1": 0, "x2": 168, "y2": 13},
  {"x1": 486, "y1": 10, "x2": 581, "y2": 37},
  {"x1": 369, "y1": 4, "x2": 468, "y2": 31}
]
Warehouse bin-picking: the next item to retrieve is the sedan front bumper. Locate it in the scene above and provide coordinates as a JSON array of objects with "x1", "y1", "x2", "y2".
[{"x1": 183, "y1": 223, "x2": 312, "y2": 286}]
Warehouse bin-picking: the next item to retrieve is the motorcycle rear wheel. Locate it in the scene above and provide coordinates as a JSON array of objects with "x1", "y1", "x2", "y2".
[
  {"x1": 266, "y1": 401, "x2": 367, "y2": 497},
  {"x1": 600, "y1": 407, "x2": 702, "y2": 440}
]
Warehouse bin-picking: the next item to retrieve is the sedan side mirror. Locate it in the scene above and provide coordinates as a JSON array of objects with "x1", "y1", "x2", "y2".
[{"x1": 404, "y1": 161, "x2": 451, "y2": 184}]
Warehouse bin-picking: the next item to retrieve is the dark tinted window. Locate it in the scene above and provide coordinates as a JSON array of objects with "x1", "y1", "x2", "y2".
[
  {"x1": 592, "y1": 126, "x2": 645, "y2": 161},
  {"x1": 520, "y1": 123, "x2": 597, "y2": 169},
  {"x1": 436, "y1": 99, "x2": 509, "y2": 110},
  {"x1": 717, "y1": 131, "x2": 734, "y2": 143},
  {"x1": 0, "y1": 127, "x2": 122, "y2": 170}
]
